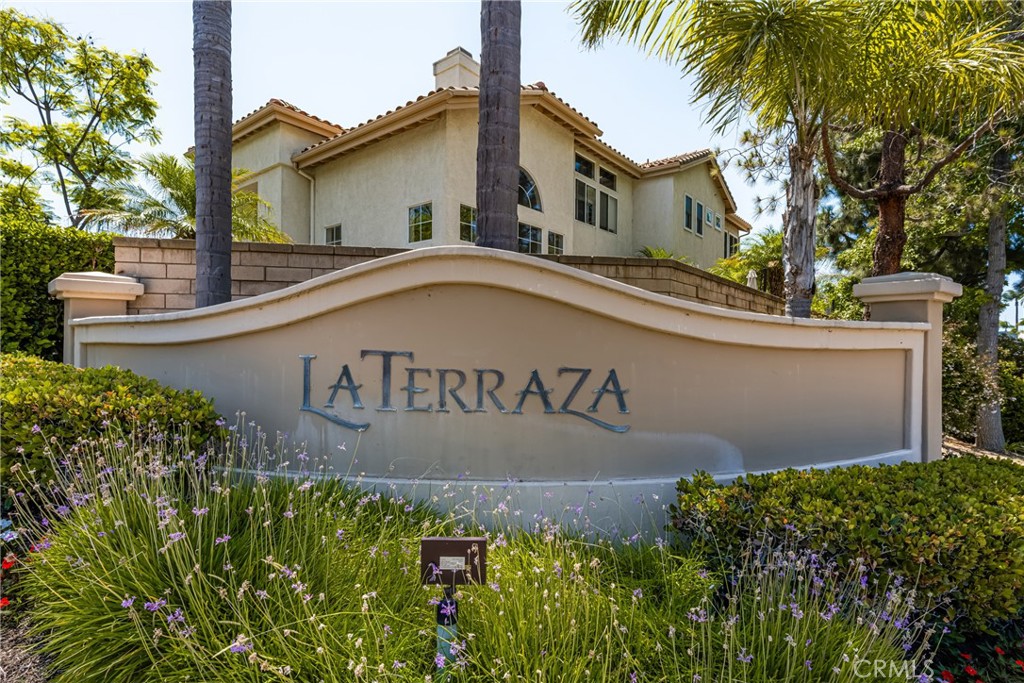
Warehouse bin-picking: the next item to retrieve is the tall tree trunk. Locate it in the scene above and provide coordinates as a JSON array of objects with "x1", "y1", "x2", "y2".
[
  {"x1": 976, "y1": 145, "x2": 1009, "y2": 452},
  {"x1": 783, "y1": 144, "x2": 816, "y2": 317},
  {"x1": 476, "y1": 0, "x2": 521, "y2": 251},
  {"x1": 193, "y1": 0, "x2": 233, "y2": 307},
  {"x1": 871, "y1": 131, "x2": 909, "y2": 277}
]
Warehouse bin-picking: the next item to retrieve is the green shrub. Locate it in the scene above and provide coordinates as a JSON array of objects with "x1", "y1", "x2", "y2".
[
  {"x1": 0, "y1": 217, "x2": 114, "y2": 361},
  {"x1": 0, "y1": 354, "x2": 219, "y2": 512},
  {"x1": 669, "y1": 457, "x2": 1024, "y2": 628},
  {"x1": 999, "y1": 333, "x2": 1024, "y2": 449},
  {"x1": 942, "y1": 324, "x2": 1002, "y2": 440}
]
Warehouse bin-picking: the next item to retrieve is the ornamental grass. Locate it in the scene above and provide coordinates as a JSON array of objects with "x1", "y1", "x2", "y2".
[{"x1": 5, "y1": 421, "x2": 934, "y2": 682}]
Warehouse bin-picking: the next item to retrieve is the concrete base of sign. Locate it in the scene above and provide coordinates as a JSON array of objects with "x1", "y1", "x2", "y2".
[{"x1": 55, "y1": 247, "x2": 959, "y2": 531}]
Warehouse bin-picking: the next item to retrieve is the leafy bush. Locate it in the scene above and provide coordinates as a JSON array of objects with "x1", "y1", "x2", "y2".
[
  {"x1": 9, "y1": 424, "x2": 928, "y2": 682},
  {"x1": 942, "y1": 324, "x2": 1002, "y2": 440},
  {"x1": 0, "y1": 217, "x2": 114, "y2": 361},
  {"x1": 999, "y1": 333, "x2": 1024, "y2": 450},
  {"x1": 670, "y1": 457, "x2": 1024, "y2": 628},
  {"x1": 0, "y1": 354, "x2": 219, "y2": 512}
]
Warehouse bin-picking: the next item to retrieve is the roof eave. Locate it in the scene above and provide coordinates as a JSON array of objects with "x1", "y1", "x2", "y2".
[{"x1": 233, "y1": 103, "x2": 342, "y2": 145}]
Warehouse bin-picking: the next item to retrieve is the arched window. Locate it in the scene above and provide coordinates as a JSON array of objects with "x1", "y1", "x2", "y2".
[{"x1": 518, "y1": 168, "x2": 542, "y2": 211}]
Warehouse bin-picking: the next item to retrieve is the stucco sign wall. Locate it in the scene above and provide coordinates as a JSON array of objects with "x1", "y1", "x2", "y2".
[{"x1": 60, "y1": 248, "x2": 954, "y2": 528}]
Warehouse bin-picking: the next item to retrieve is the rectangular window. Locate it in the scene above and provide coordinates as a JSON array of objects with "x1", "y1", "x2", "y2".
[
  {"x1": 725, "y1": 233, "x2": 739, "y2": 257},
  {"x1": 459, "y1": 204, "x2": 477, "y2": 243},
  {"x1": 599, "y1": 167, "x2": 617, "y2": 190},
  {"x1": 706, "y1": 208, "x2": 714, "y2": 225},
  {"x1": 684, "y1": 195, "x2": 693, "y2": 231},
  {"x1": 574, "y1": 154, "x2": 594, "y2": 178},
  {"x1": 325, "y1": 224, "x2": 342, "y2": 246},
  {"x1": 696, "y1": 201, "x2": 704, "y2": 236},
  {"x1": 408, "y1": 202, "x2": 432, "y2": 242},
  {"x1": 547, "y1": 231, "x2": 564, "y2": 255},
  {"x1": 575, "y1": 179, "x2": 596, "y2": 225},
  {"x1": 715, "y1": 214, "x2": 722, "y2": 231},
  {"x1": 518, "y1": 223, "x2": 543, "y2": 254},
  {"x1": 599, "y1": 192, "x2": 618, "y2": 234}
]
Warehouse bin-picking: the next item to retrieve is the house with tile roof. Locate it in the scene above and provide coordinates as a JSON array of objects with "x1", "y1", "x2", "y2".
[{"x1": 231, "y1": 47, "x2": 749, "y2": 269}]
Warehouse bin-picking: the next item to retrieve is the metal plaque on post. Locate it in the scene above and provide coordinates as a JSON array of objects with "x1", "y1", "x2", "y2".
[{"x1": 420, "y1": 537, "x2": 487, "y2": 585}]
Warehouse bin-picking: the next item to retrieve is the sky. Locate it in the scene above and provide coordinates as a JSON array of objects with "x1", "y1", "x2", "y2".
[
  {"x1": 9, "y1": 0, "x2": 777, "y2": 228},
  {"x1": 8, "y1": 0, "x2": 1023, "y2": 325}
]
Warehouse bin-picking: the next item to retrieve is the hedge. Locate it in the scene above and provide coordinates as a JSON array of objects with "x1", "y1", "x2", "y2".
[
  {"x1": 0, "y1": 354, "x2": 220, "y2": 512},
  {"x1": 670, "y1": 457, "x2": 1024, "y2": 629},
  {"x1": 0, "y1": 217, "x2": 114, "y2": 361}
]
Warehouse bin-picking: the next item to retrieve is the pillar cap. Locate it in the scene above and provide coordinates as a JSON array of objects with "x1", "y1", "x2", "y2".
[
  {"x1": 853, "y1": 272, "x2": 962, "y2": 305},
  {"x1": 48, "y1": 271, "x2": 144, "y2": 301}
]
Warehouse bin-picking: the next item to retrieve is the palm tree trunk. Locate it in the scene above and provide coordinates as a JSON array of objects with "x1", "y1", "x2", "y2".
[
  {"x1": 976, "y1": 145, "x2": 1009, "y2": 452},
  {"x1": 193, "y1": 0, "x2": 233, "y2": 307},
  {"x1": 783, "y1": 144, "x2": 816, "y2": 317},
  {"x1": 871, "y1": 131, "x2": 909, "y2": 277},
  {"x1": 476, "y1": 0, "x2": 521, "y2": 251}
]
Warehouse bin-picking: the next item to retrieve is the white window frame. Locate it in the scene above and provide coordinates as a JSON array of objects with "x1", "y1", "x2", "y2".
[
  {"x1": 324, "y1": 223, "x2": 343, "y2": 246},
  {"x1": 459, "y1": 204, "x2": 477, "y2": 243},
  {"x1": 408, "y1": 202, "x2": 432, "y2": 243}
]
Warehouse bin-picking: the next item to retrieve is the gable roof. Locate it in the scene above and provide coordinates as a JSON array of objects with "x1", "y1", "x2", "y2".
[
  {"x1": 291, "y1": 84, "x2": 606, "y2": 170},
  {"x1": 236, "y1": 88, "x2": 746, "y2": 225},
  {"x1": 232, "y1": 99, "x2": 344, "y2": 144},
  {"x1": 640, "y1": 149, "x2": 738, "y2": 215}
]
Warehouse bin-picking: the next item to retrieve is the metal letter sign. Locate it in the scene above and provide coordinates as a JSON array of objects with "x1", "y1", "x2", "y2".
[{"x1": 420, "y1": 537, "x2": 487, "y2": 586}]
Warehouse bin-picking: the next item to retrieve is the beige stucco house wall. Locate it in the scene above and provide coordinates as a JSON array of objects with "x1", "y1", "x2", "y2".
[{"x1": 229, "y1": 48, "x2": 750, "y2": 269}]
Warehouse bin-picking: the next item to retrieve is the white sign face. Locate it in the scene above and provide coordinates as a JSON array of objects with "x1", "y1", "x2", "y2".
[{"x1": 439, "y1": 556, "x2": 468, "y2": 572}]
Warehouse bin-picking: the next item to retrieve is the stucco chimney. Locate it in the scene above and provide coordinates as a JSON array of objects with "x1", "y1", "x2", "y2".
[{"x1": 433, "y1": 47, "x2": 480, "y2": 89}]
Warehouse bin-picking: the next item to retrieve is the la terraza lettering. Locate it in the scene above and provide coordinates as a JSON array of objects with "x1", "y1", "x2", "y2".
[{"x1": 299, "y1": 351, "x2": 630, "y2": 433}]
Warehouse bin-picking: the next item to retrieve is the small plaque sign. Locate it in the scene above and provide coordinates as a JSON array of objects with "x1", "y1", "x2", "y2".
[{"x1": 420, "y1": 537, "x2": 486, "y2": 586}]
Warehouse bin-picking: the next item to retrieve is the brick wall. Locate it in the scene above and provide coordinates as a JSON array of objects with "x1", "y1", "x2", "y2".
[{"x1": 114, "y1": 238, "x2": 785, "y2": 316}]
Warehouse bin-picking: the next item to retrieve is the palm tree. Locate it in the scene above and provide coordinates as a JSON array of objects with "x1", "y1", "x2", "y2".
[
  {"x1": 193, "y1": 0, "x2": 233, "y2": 307},
  {"x1": 82, "y1": 153, "x2": 290, "y2": 242},
  {"x1": 818, "y1": 2, "x2": 1024, "y2": 276},
  {"x1": 573, "y1": 0, "x2": 855, "y2": 318},
  {"x1": 475, "y1": 0, "x2": 521, "y2": 251}
]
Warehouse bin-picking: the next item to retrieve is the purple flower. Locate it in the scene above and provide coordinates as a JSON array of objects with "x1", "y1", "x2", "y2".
[
  {"x1": 215, "y1": 418, "x2": 226, "y2": 427},
  {"x1": 630, "y1": 673, "x2": 638, "y2": 683},
  {"x1": 860, "y1": 574, "x2": 869, "y2": 588},
  {"x1": 167, "y1": 608, "x2": 184, "y2": 624},
  {"x1": 255, "y1": 590, "x2": 268, "y2": 600},
  {"x1": 56, "y1": 505, "x2": 71, "y2": 516},
  {"x1": 192, "y1": 507, "x2": 208, "y2": 516},
  {"x1": 144, "y1": 599, "x2": 166, "y2": 612},
  {"x1": 335, "y1": 529, "x2": 345, "y2": 540},
  {"x1": 215, "y1": 534, "x2": 230, "y2": 545},
  {"x1": 121, "y1": 596, "x2": 135, "y2": 608},
  {"x1": 737, "y1": 648, "x2": 753, "y2": 664},
  {"x1": 633, "y1": 588, "x2": 643, "y2": 599},
  {"x1": 805, "y1": 660, "x2": 812, "y2": 670},
  {"x1": 168, "y1": 532, "x2": 185, "y2": 543},
  {"x1": 31, "y1": 424, "x2": 41, "y2": 434},
  {"x1": 230, "y1": 641, "x2": 252, "y2": 654},
  {"x1": 434, "y1": 653, "x2": 446, "y2": 669}
]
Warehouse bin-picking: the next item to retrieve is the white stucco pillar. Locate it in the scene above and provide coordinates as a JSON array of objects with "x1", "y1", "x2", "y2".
[
  {"x1": 48, "y1": 272, "x2": 144, "y2": 366},
  {"x1": 853, "y1": 272, "x2": 962, "y2": 462}
]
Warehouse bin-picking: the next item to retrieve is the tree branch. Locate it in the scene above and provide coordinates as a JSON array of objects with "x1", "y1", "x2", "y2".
[
  {"x1": 901, "y1": 111, "x2": 1002, "y2": 196},
  {"x1": 820, "y1": 121, "x2": 879, "y2": 200}
]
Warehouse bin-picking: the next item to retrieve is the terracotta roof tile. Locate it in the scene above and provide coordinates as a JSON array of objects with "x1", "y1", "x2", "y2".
[
  {"x1": 234, "y1": 98, "x2": 345, "y2": 133},
  {"x1": 297, "y1": 84, "x2": 601, "y2": 157},
  {"x1": 640, "y1": 149, "x2": 714, "y2": 169}
]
